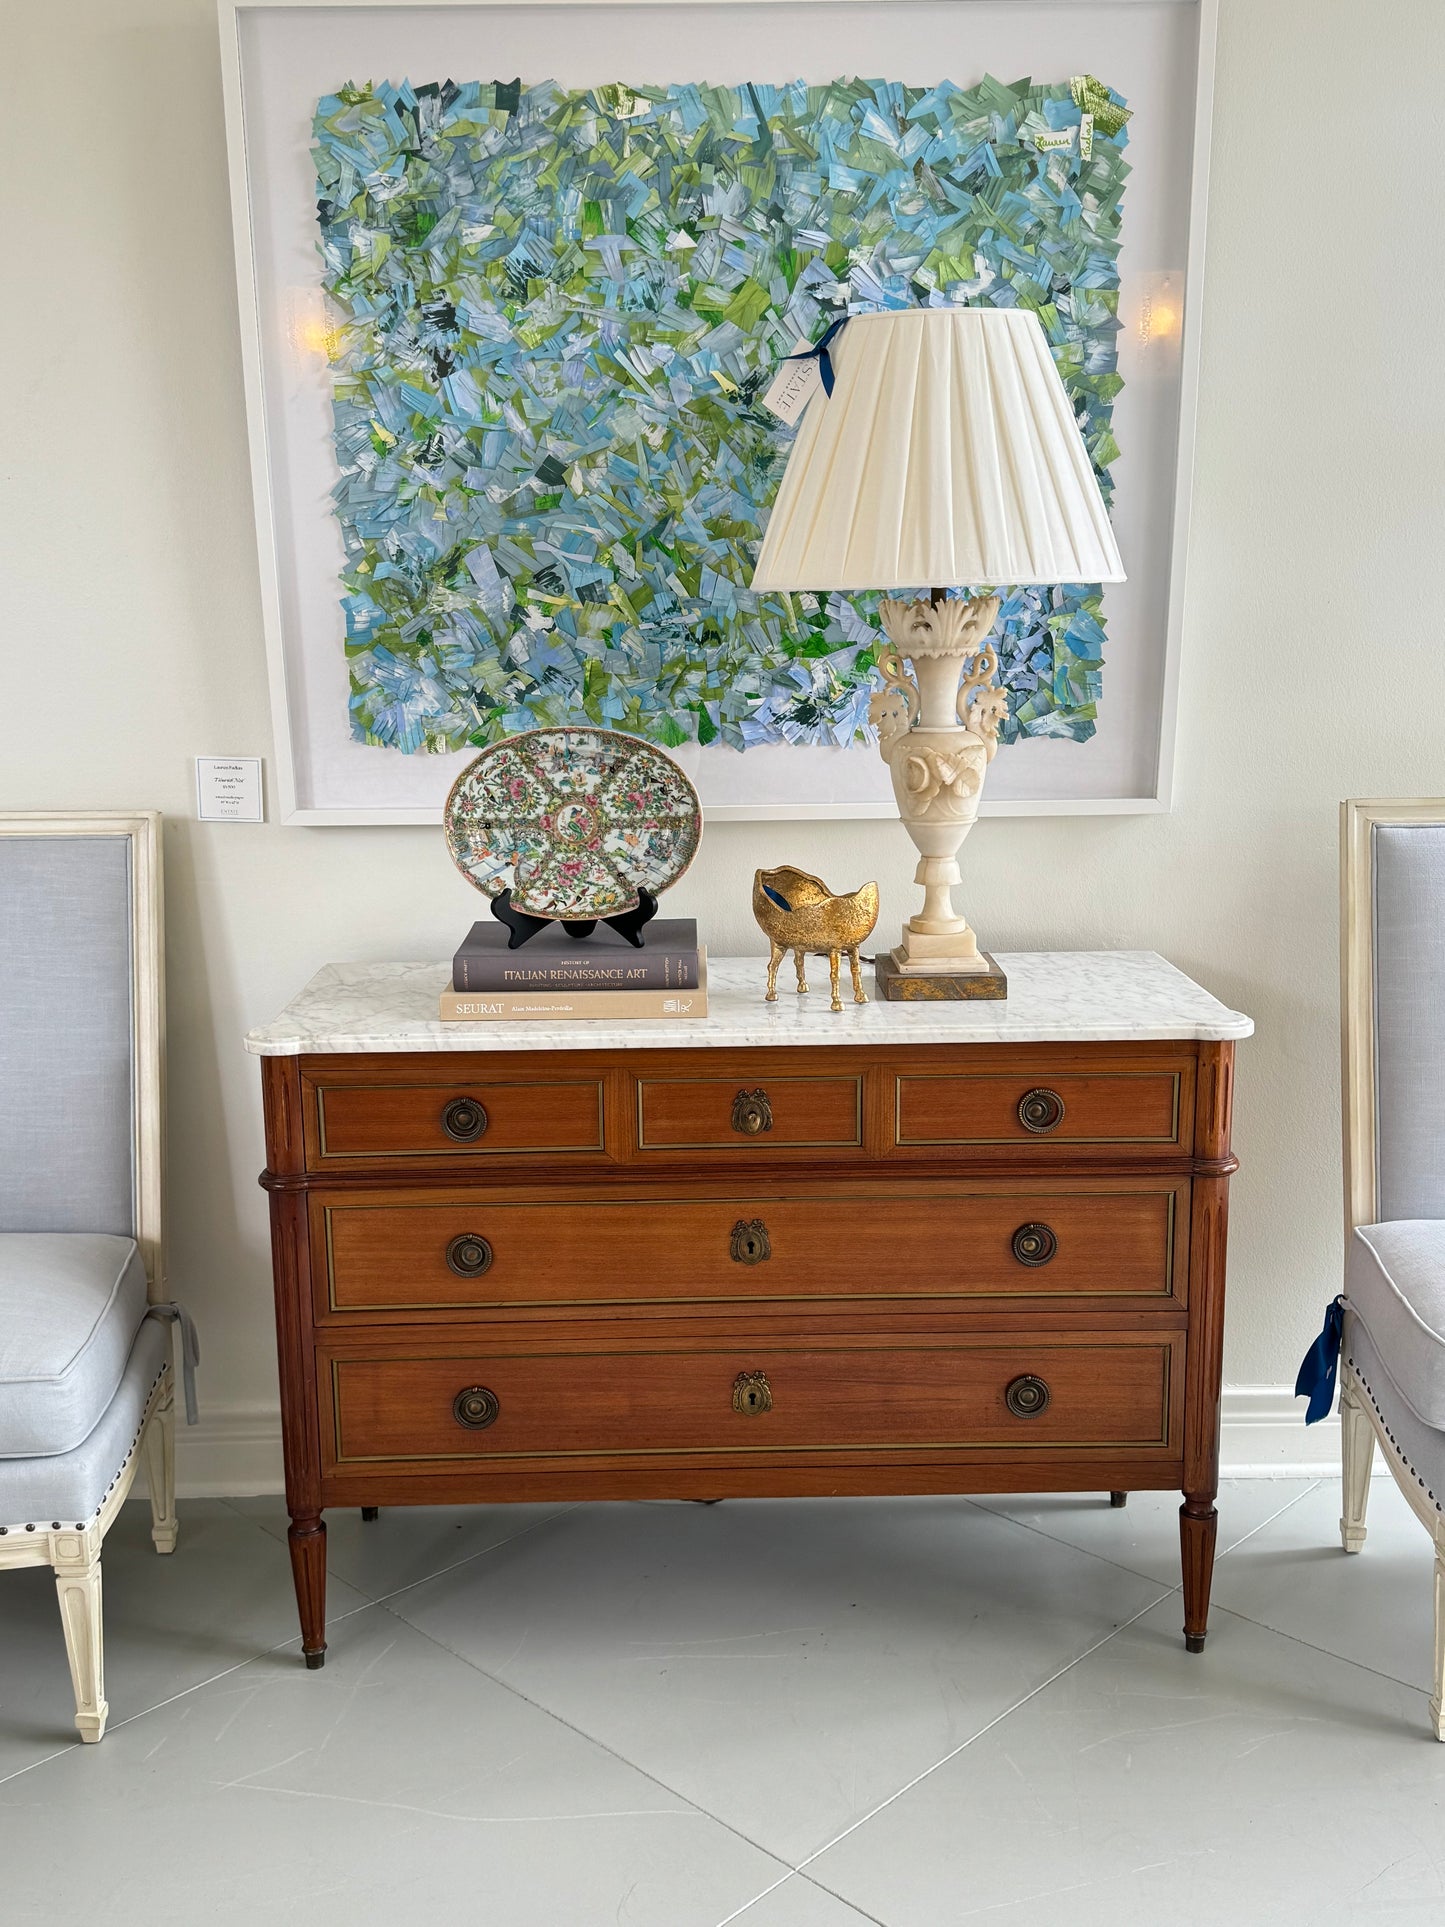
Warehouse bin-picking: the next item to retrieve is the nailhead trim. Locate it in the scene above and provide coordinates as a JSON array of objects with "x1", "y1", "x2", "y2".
[
  {"x1": 0, "y1": 1364, "x2": 167, "y2": 1537},
  {"x1": 1347, "y1": 1352, "x2": 1443, "y2": 1512}
]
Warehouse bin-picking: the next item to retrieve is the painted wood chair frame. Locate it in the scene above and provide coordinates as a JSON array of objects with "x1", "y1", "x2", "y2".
[
  {"x1": 1339, "y1": 797, "x2": 1445, "y2": 1740},
  {"x1": 0, "y1": 811, "x2": 174, "y2": 1742}
]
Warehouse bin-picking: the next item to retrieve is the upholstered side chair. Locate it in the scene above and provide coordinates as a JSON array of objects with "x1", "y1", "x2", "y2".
[
  {"x1": 0, "y1": 811, "x2": 196, "y2": 1743},
  {"x1": 1337, "y1": 798, "x2": 1445, "y2": 1740}
]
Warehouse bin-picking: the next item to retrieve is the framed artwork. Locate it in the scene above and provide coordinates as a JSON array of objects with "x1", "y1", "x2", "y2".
[{"x1": 220, "y1": 0, "x2": 1216, "y2": 823}]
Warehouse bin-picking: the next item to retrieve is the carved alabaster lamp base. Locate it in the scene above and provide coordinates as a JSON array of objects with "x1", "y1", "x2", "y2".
[
  {"x1": 747, "y1": 306, "x2": 1128, "y2": 1010},
  {"x1": 868, "y1": 590, "x2": 1009, "y2": 999}
]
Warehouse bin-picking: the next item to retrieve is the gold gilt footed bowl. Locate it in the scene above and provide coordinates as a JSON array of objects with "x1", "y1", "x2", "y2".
[{"x1": 752, "y1": 866, "x2": 880, "y2": 1012}]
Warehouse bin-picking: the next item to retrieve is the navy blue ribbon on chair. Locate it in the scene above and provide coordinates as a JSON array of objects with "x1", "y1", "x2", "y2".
[
  {"x1": 148, "y1": 1302, "x2": 201, "y2": 1426},
  {"x1": 1295, "y1": 1296, "x2": 1345, "y2": 1425},
  {"x1": 783, "y1": 317, "x2": 849, "y2": 398}
]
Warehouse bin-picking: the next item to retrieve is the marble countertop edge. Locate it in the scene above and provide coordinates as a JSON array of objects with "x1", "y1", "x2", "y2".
[{"x1": 244, "y1": 952, "x2": 1254, "y2": 1055}]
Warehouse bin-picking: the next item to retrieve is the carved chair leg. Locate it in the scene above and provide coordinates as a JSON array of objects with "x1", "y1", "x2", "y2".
[
  {"x1": 288, "y1": 1512, "x2": 328, "y2": 1668},
  {"x1": 1432, "y1": 1522, "x2": 1445, "y2": 1742},
  {"x1": 1340, "y1": 1378, "x2": 1375, "y2": 1553},
  {"x1": 1180, "y1": 1495, "x2": 1218, "y2": 1653},
  {"x1": 53, "y1": 1533, "x2": 107, "y2": 1742},
  {"x1": 765, "y1": 941, "x2": 784, "y2": 1003},
  {"x1": 143, "y1": 1374, "x2": 178, "y2": 1554},
  {"x1": 1109, "y1": 1491, "x2": 1128, "y2": 1509},
  {"x1": 828, "y1": 950, "x2": 843, "y2": 1012},
  {"x1": 361, "y1": 1507, "x2": 379, "y2": 1523}
]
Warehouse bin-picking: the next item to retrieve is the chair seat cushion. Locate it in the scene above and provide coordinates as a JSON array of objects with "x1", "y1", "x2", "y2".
[
  {"x1": 1348, "y1": 1220, "x2": 1445, "y2": 1427},
  {"x1": 0, "y1": 1234, "x2": 148, "y2": 1456},
  {"x1": 0, "y1": 1315, "x2": 168, "y2": 1529}
]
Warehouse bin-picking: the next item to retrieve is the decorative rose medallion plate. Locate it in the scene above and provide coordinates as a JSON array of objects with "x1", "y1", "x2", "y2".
[{"x1": 443, "y1": 728, "x2": 703, "y2": 920}]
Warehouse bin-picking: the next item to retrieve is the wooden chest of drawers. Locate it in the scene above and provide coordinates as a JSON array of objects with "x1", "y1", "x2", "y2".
[{"x1": 250, "y1": 954, "x2": 1249, "y2": 1668}]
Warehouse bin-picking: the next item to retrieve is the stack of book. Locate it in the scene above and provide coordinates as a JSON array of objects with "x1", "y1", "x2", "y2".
[{"x1": 440, "y1": 918, "x2": 707, "y2": 1022}]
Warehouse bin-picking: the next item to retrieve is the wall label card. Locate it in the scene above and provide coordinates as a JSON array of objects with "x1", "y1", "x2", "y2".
[{"x1": 196, "y1": 757, "x2": 265, "y2": 822}]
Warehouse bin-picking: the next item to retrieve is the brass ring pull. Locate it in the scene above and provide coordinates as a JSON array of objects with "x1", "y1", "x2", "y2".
[
  {"x1": 446, "y1": 1233, "x2": 494, "y2": 1278},
  {"x1": 730, "y1": 1219, "x2": 771, "y2": 1265},
  {"x1": 1017, "y1": 1088, "x2": 1065, "y2": 1134},
  {"x1": 732, "y1": 1370, "x2": 773, "y2": 1415},
  {"x1": 731, "y1": 1088, "x2": 773, "y2": 1136},
  {"x1": 1011, "y1": 1222, "x2": 1057, "y2": 1268},
  {"x1": 1004, "y1": 1374, "x2": 1051, "y2": 1419},
  {"x1": 453, "y1": 1385, "x2": 500, "y2": 1429},
  {"x1": 441, "y1": 1097, "x2": 489, "y2": 1142}
]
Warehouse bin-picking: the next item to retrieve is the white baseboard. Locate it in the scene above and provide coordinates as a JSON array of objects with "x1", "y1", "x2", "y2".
[
  {"x1": 176, "y1": 1403, "x2": 284, "y2": 1498},
  {"x1": 175, "y1": 1385, "x2": 1348, "y2": 1500},
  {"x1": 1217, "y1": 1385, "x2": 1345, "y2": 1479}
]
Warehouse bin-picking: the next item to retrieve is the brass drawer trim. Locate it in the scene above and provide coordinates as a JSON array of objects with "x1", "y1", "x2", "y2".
[
  {"x1": 321, "y1": 1187, "x2": 1179, "y2": 1325},
  {"x1": 319, "y1": 1189, "x2": 1181, "y2": 1313},
  {"x1": 635, "y1": 1076, "x2": 864, "y2": 1152},
  {"x1": 312, "y1": 1079, "x2": 606, "y2": 1161},
  {"x1": 327, "y1": 1345, "x2": 1174, "y2": 1464},
  {"x1": 894, "y1": 1071, "x2": 1183, "y2": 1147}
]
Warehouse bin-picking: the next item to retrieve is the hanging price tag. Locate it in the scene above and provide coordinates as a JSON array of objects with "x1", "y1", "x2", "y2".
[{"x1": 763, "y1": 338, "x2": 824, "y2": 425}]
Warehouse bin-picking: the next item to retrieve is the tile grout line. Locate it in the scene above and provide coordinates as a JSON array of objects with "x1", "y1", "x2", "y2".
[
  {"x1": 367, "y1": 1596, "x2": 799, "y2": 1886},
  {"x1": 959, "y1": 1480, "x2": 1323, "y2": 1591},
  {"x1": 0, "y1": 1482, "x2": 1329, "y2": 1820},
  {"x1": 220, "y1": 1497, "x2": 584, "y2": 1609},
  {"x1": 780, "y1": 1581, "x2": 1179, "y2": 1895},
  {"x1": 330, "y1": 1503, "x2": 584, "y2": 1613},
  {"x1": 1203, "y1": 1603, "x2": 1434, "y2": 1700},
  {"x1": 0, "y1": 1503, "x2": 582, "y2": 1794},
  {"x1": 745, "y1": 1482, "x2": 1333, "y2": 1924}
]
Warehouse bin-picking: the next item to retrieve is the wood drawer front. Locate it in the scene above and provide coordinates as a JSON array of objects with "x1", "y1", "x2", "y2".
[
  {"x1": 307, "y1": 1077, "x2": 605, "y2": 1163},
  {"x1": 896, "y1": 1069, "x2": 1187, "y2": 1153},
  {"x1": 315, "y1": 1184, "x2": 1184, "y2": 1316},
  {"x1": 636, "y1": 1075, "x2": 862, "y2": 1154},
  {"x1": 324, "y1": 1335, "x2": 1181, "y2": 1466}
]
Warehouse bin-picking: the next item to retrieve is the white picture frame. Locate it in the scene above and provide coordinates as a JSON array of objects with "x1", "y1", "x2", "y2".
[{"x1": 220, "y1": 0, "x2": 1216, "y2": 824}]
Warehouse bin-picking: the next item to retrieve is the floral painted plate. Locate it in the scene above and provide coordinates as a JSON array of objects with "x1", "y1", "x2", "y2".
[{"x1": 443, "y1": 728, "x2": 703, "y2": 920}]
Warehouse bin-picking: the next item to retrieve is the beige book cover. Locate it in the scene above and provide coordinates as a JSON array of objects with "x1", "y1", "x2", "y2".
[{"x1": 440, "y1": 952, "x2": 708, "y2": 1022}]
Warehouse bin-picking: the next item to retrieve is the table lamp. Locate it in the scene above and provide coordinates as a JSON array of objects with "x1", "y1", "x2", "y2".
[{"x1": 751, "y1": 307, "x2": 1125, "y2": 998}]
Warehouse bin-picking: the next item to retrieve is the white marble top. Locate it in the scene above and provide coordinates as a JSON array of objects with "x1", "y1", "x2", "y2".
[{"x1": 244, "y1": 953, "x2": 1252, "y2": 1055}]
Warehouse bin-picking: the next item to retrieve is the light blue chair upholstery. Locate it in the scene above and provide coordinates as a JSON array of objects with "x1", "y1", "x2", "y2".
[
  {"x1": 1372, "y1": 825, "x2": 1445, "y2": 1222},
  {"x1": 1333, "y1": 805, "x2": 1445, "y2": 1741},
  {"x1": 0, "y1": 836, "x2": 137, "y2": 1235},
  {"x1": 0, "y1": 815, "x2": 195, "y2": 1744}
]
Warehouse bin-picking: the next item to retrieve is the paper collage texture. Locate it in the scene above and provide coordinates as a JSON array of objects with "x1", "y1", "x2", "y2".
[{"x1": 312, "y1": 72, "x2": 1130, "y2": 759}]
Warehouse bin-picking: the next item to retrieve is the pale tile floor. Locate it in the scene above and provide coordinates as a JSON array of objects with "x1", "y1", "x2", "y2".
[{"x1": 2, "y1": 1477, "x2": 1444, "y2": 1924}]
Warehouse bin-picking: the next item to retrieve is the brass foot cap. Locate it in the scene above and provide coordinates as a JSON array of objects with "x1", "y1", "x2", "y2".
[
  {"x1": 304, "y1": 1649, "x2": 326, "y2": 1670},
  {"x1": 1184, "y1": 1633, "x2": 1206, "y2": 1654}
]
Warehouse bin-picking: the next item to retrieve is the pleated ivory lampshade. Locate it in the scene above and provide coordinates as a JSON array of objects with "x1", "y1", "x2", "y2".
[{"x1": 751, "y1": 307, "x2": 1125, "y2": 592}]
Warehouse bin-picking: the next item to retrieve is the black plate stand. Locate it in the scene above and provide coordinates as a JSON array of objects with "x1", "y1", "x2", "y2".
[{"x1": 490, "y1": 887, "x2": 659, "y2": 951}]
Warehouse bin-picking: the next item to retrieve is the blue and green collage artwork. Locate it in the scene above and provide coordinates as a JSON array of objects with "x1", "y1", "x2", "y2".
[{"x1": 312, "y1": 71, "x2": 1130, "y2": 757}]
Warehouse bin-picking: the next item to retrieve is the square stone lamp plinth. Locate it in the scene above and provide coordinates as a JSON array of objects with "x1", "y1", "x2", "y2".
[{"x1": 750, "y1": 308, "x2": 1125, "y2": 999}]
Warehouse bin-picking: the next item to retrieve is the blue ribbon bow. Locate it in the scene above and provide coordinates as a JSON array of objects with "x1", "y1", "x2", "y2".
[
  {"x1": 148, "y1": 1302, "x2": 201, "y2": 1426},
  {"x1": 1295, "y1": 1296, "x2": 1345, "y2": 1425},
  {"x1": 783, "y1": 317, "x2": 849, "y2": 398}
]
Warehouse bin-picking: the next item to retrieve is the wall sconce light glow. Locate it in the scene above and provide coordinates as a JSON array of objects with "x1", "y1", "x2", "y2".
[
  {"x1": 1137, "y1": 271, "x2": 1183, "y2": 350},
  {"x1": 284, "y1": 287, "x2": 342, "y2": 363}
]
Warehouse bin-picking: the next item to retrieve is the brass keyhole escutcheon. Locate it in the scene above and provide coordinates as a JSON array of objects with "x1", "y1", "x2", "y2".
[
  {"x1": 453, "y1": 1385, "x2": 500, "y2": 1429},
  {"x1": 1011, "y1": 1222, "x2": 1057, "y2": 1268},
  {"x1": 730, "y1": 1219, "x2": 771, "y2": 1266},
  {"x1": 731, "y1": 1088, "x2": 773, "y2": 1136},
  {"x1": 441, "y1": 1097, "x2": 489, "y2": 1142},
  {"x1": 446, "y1": 1233, "x2": 494, "y2": 1279},
  {"x1": 1004, "y1": 1374, "x2": 1051, "y2": 1419},
  {"x1": 1017, "y1": 1088, "x2": 1065, "y2": 1134},
  {"x1": 732, "y1": 1370, "x2": 773, "y2": 1415}
]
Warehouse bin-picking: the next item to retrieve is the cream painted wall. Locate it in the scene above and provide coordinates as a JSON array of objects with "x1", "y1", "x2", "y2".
[{"x1": 5, "y1": 0, "x2": 1444, "y2": 1483}]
